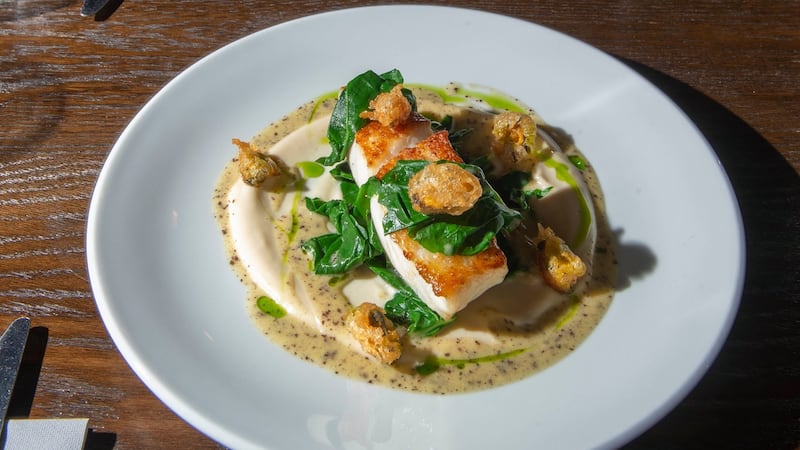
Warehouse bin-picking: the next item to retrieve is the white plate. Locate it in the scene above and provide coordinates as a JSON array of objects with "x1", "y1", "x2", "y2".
[{"x1": 86, "y1": 5, "x2": 745, "y2": 449}]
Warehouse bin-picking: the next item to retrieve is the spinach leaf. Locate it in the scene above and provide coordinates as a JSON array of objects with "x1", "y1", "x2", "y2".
[
  {"x1": 364, "y1": 256, "x2": 407, "y2": 291},
  {"x1": 493, "y1": 170, "x2": 544, "y2": 222},
  {"x1": 375, "y1": 160, "x2": 521, "y2": 256},
  {"x1": 304, "y1": 190, "x2": 452, "y2": 336},
  {"x1": 320, "y1": 69, "x2": 415, "y2": 166},
  {"x1": 380, "y1": 68, "x2": 404, "y2": 85},
  {"x1": 384, "y1": 291, "x2": 454, "y2": 336},
  {"x1": 494, "y1": 171, "x2": 531, "y2": 209},
  {"x1": 430, "y1": 115, "x2": 472, "y2": 153},
  {"x1": 374, "y1": 160, "x2": 431, "y2": 233},
  {"x1": 530, "y1": 186, "x2": 554, "y2": 199},
  {"x1": 329, "y1": 162, "x2": 354, "y2": 183},
  {"x1": 301, "y1": 198, "x2": 369, "y2": 274},
  {"x1": 301, "y1": 180, "x2": 383, "y2": 274},
  {"x1": 354, "y1": 178, "x2": 383, "y2": 252},
  {"x1": 408, "y1": 200, "x2": 506, "y2": 256},
  {"x1": 365, "y1": 258, "x2": 453, "y2": 336}
]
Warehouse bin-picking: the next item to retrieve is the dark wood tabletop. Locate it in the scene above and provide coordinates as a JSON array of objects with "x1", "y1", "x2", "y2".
[{"x1": 1, "y1": 1, "x2": 798, "y2": 448}]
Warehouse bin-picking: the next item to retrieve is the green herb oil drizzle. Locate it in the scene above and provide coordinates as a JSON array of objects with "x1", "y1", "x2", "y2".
[
  {"x1": 415, "y1": 347, "x2": 528, "y2": 375},
  {"x1": 256, "y1": 295, "x2": 287, "y2": 318},
  {"x1": 555, "y1": 295, "x2": 581, "y2": 329},
  {"x1": 283, "y1": 184, "x2": 303, "y2": 265},
  {"x1": 297, "y1": 161, "x2": 325, "y2": 178},
  {"x1": 409, "y1": 84, "x2": 527, "y2": 113},
  {"x1": 271, "y1": 181, "x2": 305, "y2": 281},
  {"x1": 308, "y1": 90, "x2": 339, "y2": 123},
  {"x1": 544, "y1": 159, "x2": 592, "y2": 249}
]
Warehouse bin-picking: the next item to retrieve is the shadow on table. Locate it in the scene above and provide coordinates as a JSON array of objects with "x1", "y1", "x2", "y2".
[
  {"x1": 617, "y1": 58, "x2": 800, "y2": 449},
  {"x1": 8, "y1": 326, "x2": 48, "y2": 418},
  {"x1": 91, "y1": 0, "x2": 124, "y2": 21},
  {"x1": 84, "y1": 429, "x2": 117, "y2": 450},
  {"x1": 7, "y1": 326, "x2": 118, "y2": 450}
]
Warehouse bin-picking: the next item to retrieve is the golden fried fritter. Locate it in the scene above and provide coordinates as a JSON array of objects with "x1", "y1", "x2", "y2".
[
  {"x1": 533, "y1": 224, "x2": 586, "y2": 293},
  {"x1": 359, "y1": 84, "x2": 412, "y2": 128},
  {"x1": 408, "y1": 162, "x2": 482, "y2": 216},
  {"x1": 491, "y1": 112, "x2": 551, "y2": 173},
  {"x1": 233, "y1": 138, "x2": 282, "y2": 187},
  {"x1": 347, "y1": 303, "x2": 403, "y2": 364}
]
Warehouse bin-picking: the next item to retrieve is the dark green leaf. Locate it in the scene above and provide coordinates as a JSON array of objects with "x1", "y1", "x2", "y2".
[
  {"x1": 340, "y1": 180, "x2": 359, "y2": 205},
  {"x1": 430, "y1": 115, "x2": 471, "y2": 153},
  {"x1": 379, "y1": 68, "x2": 403, "y2": 85},
  {"x1": 301, "y1": 192, "x2": 382, "y2": 274},
  {"x1": 329, "y1": 162, "x2": 354, "y2": 183},
  {"x1": 321, "y1": 69, "x2": 414, "y2": 166},
  {"x1": 384, "y1": 290, "x2": 454, "y2": 336},
  {"x1": 365, "y1": 257, "x2": 452, "y2": 336},
  {"x1": 374, "y1": 160, "x2": 521, "y2": 255},
  {"x1": 529, "y1": 186, "x2": 554, "y2": 199},
  {"x1": 494, "y1": 171, "x2": 531, "y2": 207},
  {"x1": 322, "y1": 71, "x2": 384, "y2": 166},
  {"x1": 365, "y1": 257, "x2": 408, "y2": 291},
  {"x1": 374, "y1": 160, "x2": 431, "y2": 234},
  {"x1": 408, "y1": 204, "x2": 504, "y2": 256}
]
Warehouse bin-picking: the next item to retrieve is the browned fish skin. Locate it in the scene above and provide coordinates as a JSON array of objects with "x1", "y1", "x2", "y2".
[
  {"x1": 375, "y1": 131, "x2": 461, "y2": 178},
  {"x1": 391, "y1": 228, "x2": 507, "y2": 301},
  {"x1": 353, "y1": 112, "x2": 431, "y2": 176}
]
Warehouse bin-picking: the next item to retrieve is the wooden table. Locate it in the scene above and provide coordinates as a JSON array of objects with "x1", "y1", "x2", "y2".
[{"x1": 1, "y1": 1, "x2": 797, "y2": 448}]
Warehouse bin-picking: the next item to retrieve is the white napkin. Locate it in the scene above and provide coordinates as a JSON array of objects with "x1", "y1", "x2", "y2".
[{"x1": 3, "y1": 418, "x2": 89, "y2": 450}]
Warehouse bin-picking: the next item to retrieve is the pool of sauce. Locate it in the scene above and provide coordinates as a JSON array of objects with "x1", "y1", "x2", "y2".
[{"x1": 213, "y1": 85, "x2": 616, "y2": 394}]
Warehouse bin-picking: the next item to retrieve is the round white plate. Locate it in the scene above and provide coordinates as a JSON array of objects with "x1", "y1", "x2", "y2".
[{"x1": 86, "y1": 5, "x2": 745, "y2": 449}]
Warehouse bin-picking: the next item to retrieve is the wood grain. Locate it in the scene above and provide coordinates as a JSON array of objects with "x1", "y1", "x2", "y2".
[{"x1": 1, "y1": 1, "x2": 797, "y2": 448}]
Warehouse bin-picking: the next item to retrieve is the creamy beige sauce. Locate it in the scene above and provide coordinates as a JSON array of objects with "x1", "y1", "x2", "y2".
[{"x1": 213, "y1": 87, "x2": 615, "y2": 394}]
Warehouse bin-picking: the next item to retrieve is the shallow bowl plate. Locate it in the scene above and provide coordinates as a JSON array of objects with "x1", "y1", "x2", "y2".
[{"x1": 86, "y1": 5, "x2": 745, "y2": 449}]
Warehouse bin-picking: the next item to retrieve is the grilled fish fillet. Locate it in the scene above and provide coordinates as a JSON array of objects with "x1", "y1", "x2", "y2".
[
  {"x1": 350, "y1": 126, "x2": 508, "y2": 319},
  {"x1": 349, "y1": 112, "x2": 432, "y2": 186}
]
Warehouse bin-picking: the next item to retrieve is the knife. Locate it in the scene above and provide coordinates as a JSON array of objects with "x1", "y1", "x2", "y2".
[
  {"x1": 80, "y1": 0, "x2": 112, "y2": 17},
  {"x1": 0, "y1": 318, "x2": 30, "y2": 437}
]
